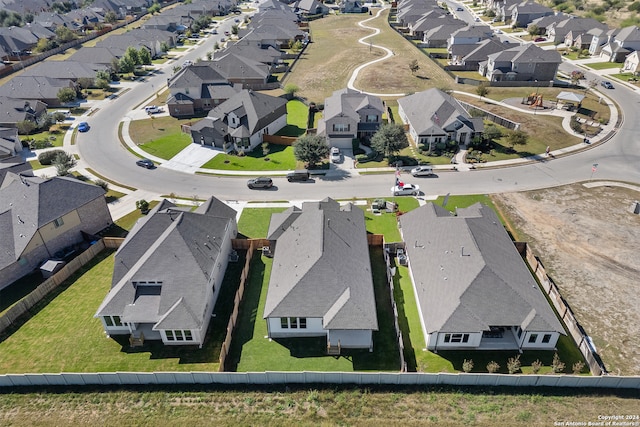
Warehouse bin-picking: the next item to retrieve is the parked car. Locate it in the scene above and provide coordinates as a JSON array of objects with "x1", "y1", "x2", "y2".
[
  {"x1": 286, "y1": 170, "x2": 310, "y2": 182},
  {"x1": 456, "y1": 6, "x2": 464, "y2": 11},
  {"x1": 183, "y1": 60, "x2": 193, "y2": 67},
  {"x1": 247, "y1": 177, "x2": 273, "y2": 189},
  {"x1": 224, "y1": 31, "x2": 230, "y2": 36},
  {"x1": 494, "y1": 29, "x2": 503, "y2": 34},
  {"x1": 145, "y1": 105, "x2": 162, "y2": 114},
  {"x1": 534, "y1": 37, "x2": 546, "y2": 42},
  {"x1": 77, "y1": 122, "x2": 90, "y2": 132},
  {"x1": 136, "y1": 158, "x2": 154, "y2": 169},
  {"x1": 330, "y1": 147, "x2": 341, "y2": 163},
  {"x1": 391, "y1": 183, "x2": 420, "y2": 196},
  {"x1": 601, "y1": 81, "x2": 614, "y2": 89},
  {"x1": 410, "y1": 165, "x2": 435, "y2": 177}
]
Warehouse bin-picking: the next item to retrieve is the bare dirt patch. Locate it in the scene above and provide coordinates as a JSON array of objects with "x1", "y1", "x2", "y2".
[{"x1": 494, "y1": 183, "x2": 640, "y2": 375}]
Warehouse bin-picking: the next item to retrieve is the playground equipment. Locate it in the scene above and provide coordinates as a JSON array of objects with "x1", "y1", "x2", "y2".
[{"x1": 526, "y1": 92, "x2": 544, "y2": 109}]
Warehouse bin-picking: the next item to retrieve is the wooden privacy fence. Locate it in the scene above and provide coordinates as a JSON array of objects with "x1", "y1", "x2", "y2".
[
  {"x1": 516, "y1": 242, "x2": 606, "y2": 376},
  {"x1": 0, "y1": 240, "x2": 107, "y2": 335},
  {"x1": 218, "y1": 239, "x2": 264, "y2": 371},
  {"x1": 262, "y1": 134, "x2": 297, "y2": 146},
  {"x1": 458, "y1": 101, "x2": 521, "y2": 131},
  {"x1": 382, "y1": 241, "x2": 407, "y2": 372}
]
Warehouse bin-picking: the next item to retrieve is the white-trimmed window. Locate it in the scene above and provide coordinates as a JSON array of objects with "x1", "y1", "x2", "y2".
[
  {"x1": 280, "y1": 317, "x2": 307, "y2": 329},
  {"x1": 542, "y1": 334, "x2": 552, "y2": 343},
  {"x1": 444, "y1": 333, "x2": 469, "y2": 343},
  {"x1": 529, "y1": 334, "x2": 538, "y2": 343},
  {"x1": 165, "y1": 330, "x2": 194, "y2": 342},
  {"x1": 104, "y1": 315, "x2": 124, "y2": 327},
  {"x1": 53, "y1": 217, "x2": 64, "y2": 228},
  {"x1": 333, "y1": 123, "x2": 349, "y2": 132},
  {"x1": 280, "y1": 318, "x2": 288, "y2": 329}
]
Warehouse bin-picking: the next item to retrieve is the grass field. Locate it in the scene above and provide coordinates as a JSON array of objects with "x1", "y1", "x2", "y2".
[
  {"x1": 275, "y1": 99, "x2": 308, "y2": 137},
  {"x1": 585, "y1": 61, "x2": 621, "y2": 70},
  {"x1": 129, "y1": 116, "x2": 194, "y2": 160},
  {"x1": 201, "y1": 144, "x2": 298, "y2": 171}
]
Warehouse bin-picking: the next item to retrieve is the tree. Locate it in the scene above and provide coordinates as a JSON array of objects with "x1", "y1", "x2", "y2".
[
  {"x1": 231, "y1": 24, "x2": 239, "y2": 35},
  {"x1": 293, "y1": 134, "x2": 330, "y2": 167},
  {"x1": 148, "y1": 2, "x2": 161, "y2": 14},
  {"x1": 505, "y1": 129, "x2": 527, "y2": 150},
  {"x1": 160, "y1": 41, "x2": 170, "y2": 53},
  {"x1": 507, "y1": 354, "x2": 521, "y2": 374},
  {"x1": 77, "y1": 77, "x2": 94, "y2": 90},
  {"x1": 52, "y1": 151, "x2": 77, "y2": 176},
  {"x1": 483, "y1": 124, "x2": 502, "y2": 141},
  {"x1": 552, "y1": 353, "x2": 565, "y2": 373},
  {"x1": 138, "y1": 48, "x2": 152, "y2": 65},
  {"x1": 408, "y1": 59, "x2": 419, "y2": 74},
  {"x1": 291, "y1": 40, "x2": 303, "y2": 52},
  {"x1": 462, "y1": 359, "x2": 474, "y2": 373},
  {"x1": 124, "y1": 46, "x2": 140, "y2": 66},
  {"x1": 370, "y1": 123, "x2": 409, "y2": 158},
  {"x1": 528, "y1": 24, "x2": 540, "y2": 37},
  {"x1": 118, "y1": 55, "x2": 135, "y2": 74},
  {"x1": 55, "y1": 26, "x2": 75, "y2": 43},
  {"x1": 53, "y1": 112, "x2": 67, "y2": 123},
  {"x1": 57, "y1": 87, "x2": 77, "y2": 104},
  {"x1": 206, "y1": 50, "x2": 213, "y2": 60},
  {"x1": 476, "y1": 83, "x2": 489, "y2": 99},
  {"x1": 136, "y1": 199, "x2": 150, "y2": 213},
  {"x1": 34, "y1": 38, "x2": 57, "y2": 53},
  {"x1": 96, "y1": 70, "x2": 111, "y2": 82},
  {"x1": 104, "y1": 11, "x2": 118, "y2": 24},
  {"x1": 262, "y1": 142, "x2": 270, "y2": 158},
  {"x1": 16, "y1": 120, "x2": 37, "y2": 135},
  {"x1": 96, "y1": 78, "x2": 110, "y2": 90},
  {"x1": 284, "y1": 83, "x2": 300, "y2": 97},
  {"x1": 110, "y1": 57, "x2": 120, "y2": 74}
]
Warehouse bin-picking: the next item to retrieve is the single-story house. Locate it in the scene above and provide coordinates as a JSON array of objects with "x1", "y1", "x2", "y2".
[
  {"x1": 263, "y1": 198, "x2": 378, "y2": 352},
  {"x1": 0, "y1": 97, "x2": 48, "y2": 128},
  {"x1": 398, "y1": 202, "x2": 566, "y2": 351},
  {"x1": 95, "y1": 197, "x2": 238, "y2": 347}
]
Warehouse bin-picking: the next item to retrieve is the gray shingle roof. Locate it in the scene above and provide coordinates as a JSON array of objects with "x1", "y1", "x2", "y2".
[
  {"x1": 399, "y1": 202, "x2": 565, "y2": 335},
  {"x1": 263, "y1": 198, "x2": 378, "y2": 331},
  {"x1": 0, "y1": 174, "x2": 106, "y2": 270},
  {"x1": 95, "y1": 197, "x2": 236, "y2": 331},
  {"x1": 323, "y1": 88, "x2": 384, "y2": 123}
]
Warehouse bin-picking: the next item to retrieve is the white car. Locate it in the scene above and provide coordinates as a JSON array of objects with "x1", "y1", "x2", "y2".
[
  {"x1": 391, "y1": 183, "x2": 420, "y2": 196},
  {"x1": 145, "y1": 105, "x2": 162, "y2": 114},
  {"x1": 330, "y1": 147, "x2": 341, "y2": 163}
]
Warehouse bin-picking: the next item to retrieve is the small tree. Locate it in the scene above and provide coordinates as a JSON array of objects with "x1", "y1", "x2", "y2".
[
  {"x1": 96, "y1": 78, "x2": 110, "y2": 90},
  {"x1": 408, "y1": 59, "x2": 420, "y2": 74},
  {"x1": 57, "y1": 87, "x2": 77, "y2": 104},
  {"x1": 476, "y1": 83, "x2": 489, "y2": 99},
  {"x1": 551, "y1": 353, "x2": 565, "y2": 373},
  {"x1": 138, "y1": 48, "x2": 152, "y2": 65},
  {"x1": 95, "y1": 179, "x2": 109, "y2": 192},
  {"x1": 262, "y1": 142, "x2": 271, "y2": 158},
  {"x1": 55, "y1": 26, "x2": 75, "y2": 43},
  {"x1": 531, "y1": 359, "x2": 543, "y2": 374},
  {"x1": 291, "y1": 40, "x2": 303, "y2": 52},
  {"x1": 118, "y1": 55, "x2": 135, "y2": 74},
  {"x1": 528, "y1": 24, "x2": 540, "y2": 37},
  {"x1": 507, "y1": 354, "x2": 521, "y2": 374},
  {"x1": 160, "y1": 41, "x2": 170, "y2": 53},
  {"x1": 462, "y1": 359, "x2": 474, "y2": 373},
  {"x1": 231, "y1": 24, "x2": 239, "y2": 35},
  {"x1": 483, "y1": 124, "x2": 502, "y2": 141},
  {"x1": 53, "y1": 112, "x2": 67, "y2": 123},
  {"x1": 570, "y1": 115, "x2": 583, "y2": 133},
  {"x1": 104, "y1": 11, "x2": 118, "y2": 24},
  {"x1": 214, "y1": 42, "x2": 220, "y2": 50},
  {"x1": 206, "y1": 50, "x2": 213, "y2": 60},
  {"x1": 370, "y1": 123, "x2": 409, "y2": 159},
  {"x1": 284, "y1": 83, "x2": 300, "y2": 97},
  {"x1": 124, "y1": 46, "x2": 141, "y2": 66},
  {"x1": 148, "y1": 2, "x2": 161, "y2": 14},
  {"x1": 77, "y1": 77, "x2": 94, "y2": 90},
  {"x1": 486, "y1": 361, "x2": 500, "y2": 373},
  {"x1": 506, "y1": 129, "x2": 527, "y2": 150},
  {"x1": 16, "y1": 120, "x2": 37, "y2": 135},
  {"x1": 572, "y1": 361, "x2": 585, "y2": 374},
  {"x1": 136, "y1": 199, "x2": 150, "y2": 213},
  {"x1": 52, "y1": 151, "x2": 77, "y2": 176},
  {"x1": 293, "y1": 134, "x2": 330, "y2": 167}
]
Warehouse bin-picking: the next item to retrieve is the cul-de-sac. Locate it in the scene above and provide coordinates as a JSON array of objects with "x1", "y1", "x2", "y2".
[{"x1": 0, "y1": 0, "x2": 639, "y2": 423}]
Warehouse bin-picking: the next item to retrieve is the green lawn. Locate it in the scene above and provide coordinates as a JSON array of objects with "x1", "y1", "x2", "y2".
[
  {"x1": 25, "y1": 123, "x2": 71, "y2": 148},
  {"x1": 129, "y1": 116, "x2": 196, "y2": 160},
  {"x1": 229, "y1": 248, "x2": 400, "y2": 372},
  {"x1": 0, "y1": 248, "x2": 245, "y2": 374},
  {"x1": 238, "y1": 207, "x2": 288, "y2": 238},
  {"x1": 28, "y1": 160, "x2": 50, "y2": 170},
  {"x1": 585, "y1": 61, "x2": 621, "y2": 70},
  {"x1": 201, "y1": 144, "x2": 297, "y2": 171},
  {"x1": 275, "y1": 99, "x2": 308, "y2": 137},
  {"x1": 359, "y1": 198, "x2": 419, "y2": 242}
]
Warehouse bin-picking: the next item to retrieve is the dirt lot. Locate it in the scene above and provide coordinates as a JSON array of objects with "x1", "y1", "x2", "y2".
[{"x1": 494, "y1": 183, "x2": 640, "y2": 376}]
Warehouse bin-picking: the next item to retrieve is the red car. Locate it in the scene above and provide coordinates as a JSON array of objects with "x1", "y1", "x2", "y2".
[{"x1": 534, "y1": 37, "x2": 546, "y2": 42}]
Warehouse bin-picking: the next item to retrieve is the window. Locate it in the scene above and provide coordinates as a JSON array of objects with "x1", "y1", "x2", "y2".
[
  {"x1": 299, "y1": 318, "x2": 307, "y2": 329},
  {"x1": 542, "y1": 334, "x2": 552, "y2": 343},
  {"x1": 113, "y1": 316, "x2": 122, "y2": 327},
  {"x1": 528, "y1": 334, "x2": 538, "y2": 343},
  {"x1": 451, "y1": 334, "x2": 463, "y2": 343},
  {"x1": 365, "y1": 114, "x2": 378, "y2": 123},
  {"x1": 333, "y1": 123, "x2": 349, "y2": 132},
  {"x1": 289, "y1": 317, "x2": 298, "y2": 329},
  {"x1": 517, "y1": 328, "x2": 522, "y2": 338},
  {"x1": 53, "y1": 217, "x2": 64, "y2": 228},
  {"x1": 166, "y1": 331, "x2": 175, "y2": 341},
  {"x1": 281, "y1": 318, "x2": 288, "y2": 329},
  {"x1": 462, "y1": 334, "x2": 469, "y2": 343},
  {"x1": 184, "y1": 330, "x2": 193, "y2": 341},
  {"x1": 105, "y1": 316, "x2": 114, "y2": 327},
  {"x1": 176, "y1": 331, "x2": 184, "y2": 341},
  {"x1": 444, "y1": 334, "x2": 451, "y2": 343}
]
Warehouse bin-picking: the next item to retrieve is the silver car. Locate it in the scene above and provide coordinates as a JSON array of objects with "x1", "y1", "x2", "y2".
[{"x1": 391, "y1": 183, "x2": 420, "y2": 196}]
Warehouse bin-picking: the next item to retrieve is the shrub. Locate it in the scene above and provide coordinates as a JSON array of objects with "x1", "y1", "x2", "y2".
[
  {"x1": 95, "y1": 179, "x2": 109, "y2": 191},
  {"x1": 552, "y1": 353, "x2": 565, "y2": 373},
  {"x1": 487, "y1": 361, "x2": 500, "y2": 373},
  {"x1": 507, "y1": 354, "x2": 521, "y2": 374},
  {"x1": 572, "y1": 361, "x2": 585, "y2": 374},
  {"x1": 38, "y1": 149, "x2": 65, "y2": 165},
  {"x1": 462, "y1": 359, "x2": 474, "y2": 373},
  {"x1": 531, "y1": 359, "x2": 543, "y2": 374},
  {"x1": 136, "y1": 199, "x2": 150, "y2": 213}
]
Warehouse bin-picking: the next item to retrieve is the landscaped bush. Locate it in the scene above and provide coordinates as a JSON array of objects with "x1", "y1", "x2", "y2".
[{"x1": 38, "y1": 149, "x2": 65, "y2": 165}]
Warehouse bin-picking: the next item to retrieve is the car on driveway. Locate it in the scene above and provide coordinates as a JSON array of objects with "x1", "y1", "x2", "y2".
[
  {"x1": 601, "y1": 80, "x2": 614, "y2": 89},
  {"x1": 247, "y1": 177, "x2": 273, "y2": 189},
  {"x1": 391, "y1": 183, "x2": 420, "y2": 196},
  {"x1": 136, "y1": 158, "x2": 155, "y2": 169},
  {"x1": 145, "y1": 105, "x2": 162, "y2": 114},
  {"x1": 330, "y1": 147, "x2": 341, "y2": 163},
  {"x1": 534, "y1": 37, "x2": 546, "y2": 42},
  {"x1": 77, "y1": 122, "x2": 90, "y2": 132}
]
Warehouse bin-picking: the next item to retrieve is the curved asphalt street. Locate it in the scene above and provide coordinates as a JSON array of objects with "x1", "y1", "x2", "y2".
[{"x1": 76, "y1": 10, "x2": 640, "y2": 203}]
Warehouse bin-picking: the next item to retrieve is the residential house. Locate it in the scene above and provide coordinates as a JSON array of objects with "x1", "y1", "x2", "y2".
[
  {"x1": 209, "y1": 54, "x2": 272, "y2": 90},
  {"x1": 0, "y1": 26, "x2": 40, "y2": 57},
  {"x1": 509, "y1": 1, "x2": 553, "y2": 27},
  {"x1": 0, "y1": 96, "x2": 48, "y2": 128},
  {"x1": 292, "y1": 0, "x2": 330, "y2": 17},
  {"x1": 422, "y1": 21, "x2": 467, "y2": 48},
  {"x1": 407, "y1": 10, "x2": 454, "y2": 40},
  {"x1": 218, "y1": 42, "x2": 287, "y2": 70},
  {"x1": 447, "y1": 26, "x2": 494, "y2": 50},
  {"x1": 623, "y1": 50, "x2": 640, "y2": 74},
  {"x1": 95, "y1": 197, "x2": 237, "y2": 347},
  {"x1": 0, "y1": 127, "x2": 22, "y2": 158},
  {"x1": 67, "y1": 46, "x2": 123, "y2": 68},
  {"x1": 0, "y1": 76, "x2": 76, "y2": 107},
  {"x1": 397, "y1": 88, "x2": 483, "y2": 146},
  {"x1": 166, "y1": 63, "x2": 241, "y2": 117},
  {"x1": 0, "y1": 155, "x2": 32, "y2": 187},
  {"x1": 20, "y1": 61, "x2": 106, "y2": 81},
  {"x1": 480, "y1": 43, "x2": 561, "y2": 82},
  {"x1": 527, "y1": 12, "x2": 569, "y2": 37},
  {"x1": 316, "y1": 88, "x2": 384, "y2": 149},
  {"x1": 189, "y1": 89, "x2": 287, "y2": 151},
  {"x1": 588, "y1": 28, "x2": 620, "y2": 56},
  {"x1": 0, "y1": 173, "x2": 112, "y2": 290},
  {"x1": 546, "y1": 17, "x2": 607, "y2": 44},
  {"x1": 238, "y1": 25, "x2": 307, "y2": 50},
  {"x1": 600, "y1": 26, "x2": 640, "y2": 62},
  {"x1": 263, "y1": 198, "x2": 378, "y2": 352},
  {"x1": 141, "y1": 14, "x2": 193, "y2": 33},
  {"x1": 94, "y1": 29, "x2": 176, "y2": 59},
  {"x1": 450, "y1": 38, "x2": 506, "y2": 70},
  {"x1": 33, "y1": 12, "x2": 83, "y2": 33},
  {"x1": 341, "y1": 0, "x2": 365, "y2": 13},
  {"x1": 399, "y1": 203, "x2": 566, "y2": 351},
  {"x1": 65, "y1": 9, "x2": 106, "y2": 31}
]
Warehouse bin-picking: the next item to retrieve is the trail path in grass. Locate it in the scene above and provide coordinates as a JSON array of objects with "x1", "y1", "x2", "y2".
[{"x1": 347, "y1": 6, "x2": 407, "y2": 97}]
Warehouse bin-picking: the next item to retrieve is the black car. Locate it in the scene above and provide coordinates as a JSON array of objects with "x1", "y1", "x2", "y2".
[
  {"x1": 136, "y1": 158, "x2": 154, "y2": 169},
  {"x1": 247, "y1": 177, "x2": 273, "y2": 189}
]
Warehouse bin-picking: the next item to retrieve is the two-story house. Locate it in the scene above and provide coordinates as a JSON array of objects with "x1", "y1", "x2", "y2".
[{"x1": 480, "y1": 43, "x2": 561, "y2": 82}]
